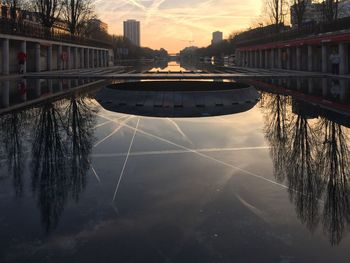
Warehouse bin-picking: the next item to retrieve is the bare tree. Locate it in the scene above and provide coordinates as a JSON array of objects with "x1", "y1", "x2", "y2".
[
  {"x1": 33, "y1": 0, "x2": 62, "y2": 29},
  {"x1": 62, "y1": 0, "x2": 94, "y2": 35},
  {"x1": 322, "y1": 0, "x2": 339, "y2": 22},
  {"x1": 265, "y1": 0, "x2": 288, "y2": 32},
  {"x1": 1, "y1": 0, "x2": 23, "y2": 20},
  {"x1": 291, "y1": 0, "x2": 307, "y2": 28}
]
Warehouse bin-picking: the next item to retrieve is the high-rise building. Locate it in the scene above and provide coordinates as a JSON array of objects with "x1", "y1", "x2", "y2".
[
  {"x1": 212, "y1": 31, "x2": 223, "y2": 45},
  {"x1": 123, "y1": 20, "x2": 141, "y2": 46}
]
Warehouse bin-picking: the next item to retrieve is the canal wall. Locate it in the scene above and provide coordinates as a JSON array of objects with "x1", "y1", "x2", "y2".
[
  {"x1": 235, "y1": 31, "x2": 350, "y2": 75},
  {"x1": 0, "y1": 33, "x2": 112, "y2": 76}
]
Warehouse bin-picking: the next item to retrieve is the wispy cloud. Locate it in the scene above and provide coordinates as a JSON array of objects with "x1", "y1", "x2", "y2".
[{"x1": 95, "y1": 0, "x2": 262, "y2": 52}]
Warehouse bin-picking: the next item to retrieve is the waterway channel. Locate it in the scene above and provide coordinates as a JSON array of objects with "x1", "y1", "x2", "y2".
[{"x1": 0, "y1": 61, "x2": 350, "y2": 262}]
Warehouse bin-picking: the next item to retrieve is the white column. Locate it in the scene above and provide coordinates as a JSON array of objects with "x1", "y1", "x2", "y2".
[
  {"x1": 2, "y1": 39, "x2": 9, "y2": 75},
  {"x1": 250, "y1": 51, "x2": 253, "y2": 67},
  {"x1": 271, "y1": 49, "x2": 275, "y2": 68},
  {"x1": 20, "y1": 41, "x2": 27, "y2": 74},
  {"x1": 307, "y1": 45, "x2": 313, "y2": 71},
  {"x1": 322, "y1": 78, "x2": 328, "y2": 96},
  {"x1": 296, "y1": 47, "x2": 302, "y2": 71},
  {"x1": 67, "y1": 46, "x2": 71, "y2": 69},
  {"x1": 80, "y1": 48, "x2": 84, "y2": 69},
  {"x1": 48, "y1": 79, "x2": 53, "y2": 93},
  {"x1": 97, "y1": 50, "x2": 100, "y2": 67},
  {"x1": 277, "y1": 48, "x2": 282, "y2": 69},
  {"x1": 58, "y1": 45, "x2": 63, "y2": 70},
  {"x1": 286, "y1": 48, "x2": 291, "y2": 70},
  {"x1": 86, "y1": 49, "x2": 90, "y2": 68},
  {"x1": 92, "y1": 49, "x2": 95, "y2": 68},
  {"x1": 308, "y1": 79, "x2": 314, "y2": 94},
  {"x1": 259, "y1": 50, "x2": 263, "y2": 68},
  {"x1": 2, "y1": 80, "x2": 10, "y2": 107},
  {"x1": 47, "y1": 45, "x2": 53, "y2": 71},
  {"x1": 254, "y1": 51, "x2": 258, "y2": 68},
  {"x1": 296, "y1": 79, "x2": 302, "y2": 91},
  {"x1": 339, "y1": 43, "x2": 349, "y2": 75},
  {"x1": 35, "y1": 79, "x2": 41, "y2": 98},
  {"x1": 74, "y1": 47, "x2": 78, "y2": 69},
  {"x1": 35, "y1": 43, "x2": 41, "y2": 72},
  {"x1": 340, "y1": 80, "x2": 349, "y2": 102},
  {"x1": 322, "y1": 45, "x2": 328, "y2": 73},
  {"x1": 264, "y1": 50, "x2": 268, "y2": 68}
]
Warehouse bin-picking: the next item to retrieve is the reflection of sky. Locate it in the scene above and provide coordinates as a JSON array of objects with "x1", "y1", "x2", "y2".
[
  {"x1": 1, "y1": 91, "x2": 350, "y2": 262},
  {"x1": 148, "y1": 61, "x2": 187, "y2": 72},
  {"x1": 94, "y1": 0, "x2": 262, "y2": 52}
]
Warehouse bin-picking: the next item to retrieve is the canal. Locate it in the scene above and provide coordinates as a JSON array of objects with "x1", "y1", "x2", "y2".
[{"x1": 0, "y1": 61, "x2": 350, "y2": 262}]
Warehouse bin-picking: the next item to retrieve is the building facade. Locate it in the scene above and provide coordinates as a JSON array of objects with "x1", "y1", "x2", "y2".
[
  {"x1": 123, "y1": 20, "x2": 141, "y2": 46},
  {"x1": 212, "y1": 31, "x2": 223, "y2": 45},
  {"x1": 88, "y1": 19, "x2": 108, "y2": 32}
]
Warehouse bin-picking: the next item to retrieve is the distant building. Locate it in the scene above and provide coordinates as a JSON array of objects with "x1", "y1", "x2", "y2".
[
  {"x1": 0, "y1": 3, "x2": 70, "y2": 34},
  {"x1": 88, "y1": 19, "x2": 108, "y2": 32},
  {"x1": 212, "y1": 31, "x2": 223, "y2": 45},
  {"x1": 291, "y1": 0, "x2": 350, "y2": 27},
  {"x1": 123, "y1": 20, "x2": 140, "y2": 46}
]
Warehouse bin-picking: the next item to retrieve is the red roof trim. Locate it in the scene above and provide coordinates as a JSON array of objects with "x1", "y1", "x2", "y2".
[{"x1": 237, "y1": 32, "x2": 350, "y2": 51}]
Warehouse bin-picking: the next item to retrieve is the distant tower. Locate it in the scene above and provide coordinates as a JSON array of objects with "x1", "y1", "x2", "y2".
[
  {"x1": 123, "y1": 20, "x2": 141, "y2": 46},
  {"x1": 212, "y1": 31, "x2": 223, "y2": 45}
]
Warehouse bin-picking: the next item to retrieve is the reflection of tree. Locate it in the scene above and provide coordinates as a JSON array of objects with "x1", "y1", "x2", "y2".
[
  {"x1": 0, "y1": 112, "x2": 28, "y2": 196},
  {"x1": 30, "y1": 96, "x2": 96, "y2": 232},
  {"x1": 286, "y1": 115, "x2": 323, "y2": 232},
  {"x1": 317, "y1": 119, "x2": 350, "y2": 245},
  {"x1": 65, "y1": 96, "x2": 96, "y2": 201},
  {"x1": 263, "y1": 94, "x2": 290, "y2": 182},
  {"x1": 262, "y1": 91, "x2": 350, "y2": 245},
  {"x1": 31, "y1": 102, "x2": 68, "y2": 232}
]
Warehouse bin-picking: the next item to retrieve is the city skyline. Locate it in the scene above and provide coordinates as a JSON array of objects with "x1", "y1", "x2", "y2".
[{"x1": 94, "y1": 0, "x2": 262, "y2": 53}]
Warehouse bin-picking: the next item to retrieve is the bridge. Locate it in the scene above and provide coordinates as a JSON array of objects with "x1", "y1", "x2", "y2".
[{"x1": 23, "y1": 66, "x2": 343, "y2": 80}]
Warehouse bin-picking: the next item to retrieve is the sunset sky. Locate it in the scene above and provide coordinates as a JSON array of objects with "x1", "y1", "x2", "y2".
[{"x1": 94, "y1": 0, "x2": 262, "y2": 53}]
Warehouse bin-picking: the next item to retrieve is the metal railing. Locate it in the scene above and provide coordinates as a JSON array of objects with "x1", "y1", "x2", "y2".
[
  {"x1": 0, "y1": 18, "x2": 111, "y2": 49},
  {"x1": 235, "y1": 17, "x2": 350, "y2": 47}
]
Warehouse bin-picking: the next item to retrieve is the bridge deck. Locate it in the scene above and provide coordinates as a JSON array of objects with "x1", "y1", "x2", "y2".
[{"x1": 21, "y1": 66, "x2": 348, "y2": 80}]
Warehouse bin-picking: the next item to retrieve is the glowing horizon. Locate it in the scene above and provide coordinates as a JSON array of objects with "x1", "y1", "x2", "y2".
[{"x1": 94, "y1": 0, "x2": 262, "y2": 53}]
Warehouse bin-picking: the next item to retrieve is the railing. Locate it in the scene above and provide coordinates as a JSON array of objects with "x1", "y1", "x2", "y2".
[
  {"x1": 0, "y1": 18, "x2": 111, "y2": 49},
  {"x1": 235, "y1": 17, "x2": 350, "y2": 47}
]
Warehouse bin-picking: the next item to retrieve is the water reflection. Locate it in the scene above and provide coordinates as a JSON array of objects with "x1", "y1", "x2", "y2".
[
  {"x1": 318, "y1": 119, "x2": 350, "y2": 245},
  {"x1": 259, "y1": 79, "x2": 350, "y2": 245},
  {"x1": 0, "y1": 94, "x2": 97, "y2": 232},
  {"x1": 65, "y1": 96, "x2": 97, "y2": 201},
  {"x1": 0, "y1": 111, "x2": 29, "y2": 196},
  {"x1": 1, "y1": 74, "x2": 350, "y2": 250},
  {"x1": 31, "y1": 102, "x2": 68, "y2": 231}
]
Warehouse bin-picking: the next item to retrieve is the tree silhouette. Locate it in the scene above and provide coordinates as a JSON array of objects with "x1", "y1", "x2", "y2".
[
  {"x1": 0, "y1": 111, "x2": 29, "y2": 196},
  {"x1": 29, "y1": 96, "x2": 97, "y2": 232},
  {"x1": 263, "y1": 93, "x2": 291, "y2": 182},
  {"x1": 31, "y1": 102, "x2": 68, "y2": 232},
  {"x1": 286, "y1": 114, "x2": 323, "y2": 232},
  {"x1": 316, "y1": 118, "x2": 350, "y2": 245},
  {"x1": 64, "y1": 96, "x2": 96, "y2": 201}
]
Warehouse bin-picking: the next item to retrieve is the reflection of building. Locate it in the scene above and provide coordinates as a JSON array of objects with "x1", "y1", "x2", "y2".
[
  {"x1": 88, "y1": 19, "x2": 108, "y2": 32},
  {"x1": 123, "y1": 20, "x2": 140, "y2": 46},
  {"x1": 212, "y1": 31, "x2": 223, "y2": 45},
  {"x1": 291, "y1": 0, "x2": 350, "y2": 27}
]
